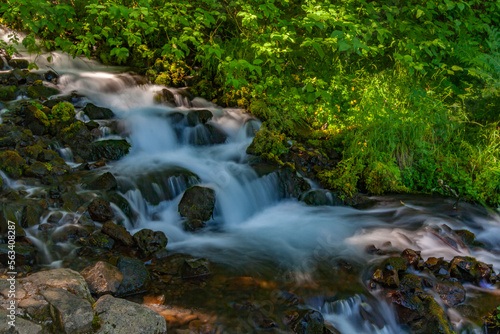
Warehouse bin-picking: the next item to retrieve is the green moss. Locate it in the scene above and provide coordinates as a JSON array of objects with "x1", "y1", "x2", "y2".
[
  {"x1": 27, "y1": 85, "x2": 59, "y2": 99},
  {"x1": 246, "y1": 125, "x2": 289, "y2": 165},
  {"x1": 50, "y1": 102, "x2": 76, "y2": 122},
  {"x1": 61, "y1": 122, "x2": 83, "y2": 141},
  {"x1": 365, "y1": 161, "x2": 408, "y2": 195},
  {"x1": 0, "y1": 150, "x2": 26, "y2": 178},
  {"x1": 249, "y1": 99, "x2": 270, "y2": 121},
  {"x1": 24, "y1": 145, "x2": 43, "y2": 159}
]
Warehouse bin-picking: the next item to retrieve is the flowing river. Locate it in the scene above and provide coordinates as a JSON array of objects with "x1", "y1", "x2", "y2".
[{"x1": 2, "y1": 34, "x2": 500, "y2": 333}]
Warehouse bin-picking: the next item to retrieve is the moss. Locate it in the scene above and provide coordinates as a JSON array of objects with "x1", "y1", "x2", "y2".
[
  {"x1": 246, "y1": 125, "x2": 289, "y2": 165},
  {"x1": 0, "y1": 150, "x2": 26, "y2": 178},
  {"x1": 50, "y1": 102, "x2": 75, "y2": 122},
  {"x1": 27, "y1": 84, "x2": 60, "y2": 99},
  {"x1": 249, "y1": 99, "x2": 270, "y2": 121},
  {"x1": 24, "y1": 145, "x2": 43, "y2": 159},
  {"x1": 61, "y1": 122, "x2": 83, "y2": 141},
  {"x1": 365, "y1": 161, "x2": 408, "y2": 195}
]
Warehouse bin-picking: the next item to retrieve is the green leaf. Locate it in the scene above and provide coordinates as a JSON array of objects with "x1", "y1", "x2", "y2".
[
  {"x1": 253, "y1": 59, "x2": 263, "y2": 65},
  {"x1": 416, "y1": 9, "x2": 424, "y2": 19},
  {"x1": 451, "y1": 65, "x2": 463, "y2": 71}
]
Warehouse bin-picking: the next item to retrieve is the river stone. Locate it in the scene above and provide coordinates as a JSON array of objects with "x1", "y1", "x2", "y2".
[
  {"x1": 90, "y1": 139, "x2": 131, "y2": 161},
  {"x1": 291, "y1": 309, "x2": 325, "y2": 334},
  {"x1": 178, "y1": 186, "x2": 215, "y2": 221},
  {"x1": 83, "y1": 103, "x2": 115, "y2": 119},
  {"x1": 41, "y1": 287, "x2": 93, "y2": 333},
  {"x1": 86, "y1": 172, "x2": 118, "y2": 191},
  {"x1": 51, "y1": 225, "x2": 90, "y2": 243},
  {"x1": 433, "y1": 280, "x2": 466, "y2": 307},
  {"x1": 101, "y1": 221, "x2": 134, "y2": 246},
  {"x1": 24, "y1": 161, "x2": 51, "y2": 178},
  {"x1": 0, "y1": 243, "x2": 37, "y2": 266},
  {"x1": 449, "y1": 256, "x2": 495, "y2": 284},
  {"x1": 88, "y1": 198, "x2": 114, "y2": 222},
  {"x1": 187, "y1": 109, "x2": 213, "y2": 126},
  {"x1": 0, "y1": 309, "x2": 43, "y2": 334},
  {"x1": 0, "y1": 85, "x2": 17, "y2": 101},
  {"x1": 182, "y1": 219, "x2": 206, "y2": 232},
  {"x1": 22, "y1": 268, "x2": 93, "y2": 303},
  {"x1": 22, "y1": 199, "x2": 48, "y2": 228},
  {"x1": 154, "y1": 88, "x2": 175, "y2": 104},
  {"x1": 408, "y1": 295, "x2": 454, "y2": 334},
  {"x1": 27, "y1": 84, "x2": 60, "y2": 99},
  {"x1": 93, "y1": 294, "x2": 167, "y2": 334},
  {"x1": 133, "y1": 229, "x2": 168, "y2": 256},
  {"x1": 9, "y1": 58, "x2": 29, "y2": 69},
  {"x1": 401, "y1": 249, "x2": 424, "y2": 270},
  {"x1": 278, "y1": 168, "x2": 311, "y2": 198},
  {"x1": 81, "y1": 261, "x2": 123, "y2": 296},
  {"x1": 0, "y1": 202, "x2": 27, "y2": 238},
  {"x1": 107, "y1": 192, "x2": 134, "y2": 221},
  {"x1": 88, "y1": 231, "x2": 115, "y2": 250},
  {"x1": 44, "y1": 70, "x2": 59, "y2": 81},
  {"x1": 0, "y1": 150, "x2": 26, "y2": 178},
  {"x1": 116, "y1": 257, "x2": 149, "y2": 295}
]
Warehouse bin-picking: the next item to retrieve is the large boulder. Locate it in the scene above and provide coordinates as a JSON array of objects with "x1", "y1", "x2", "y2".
[
  {"x1": 0, "y1": 309, "x2": 43, "y2": 334},
  {"x1": 41, "y1": 287, "x2": 93, "y2": 334},
  {"x1": 27, "y1": 83, "x2": 60, "y2": 99},
  {"x1": 178, "y1": 186, "x2": 215, "y2": 222},
  {"x1": 90, "y1": 139, "x2": 131, "y2": 161},
  {"x1": 83, "y1": 103, "x2": 115, "y2": 120},
  {"x1": 93, "y1": 295, "x2": 166, "y2": 334}
]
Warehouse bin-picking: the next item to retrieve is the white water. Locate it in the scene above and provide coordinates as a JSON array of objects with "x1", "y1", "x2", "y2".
[{"x1": 3, "y1": 36, "x2": 500, "y2": 332}]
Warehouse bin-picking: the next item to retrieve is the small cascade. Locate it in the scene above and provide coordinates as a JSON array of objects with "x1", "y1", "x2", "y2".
[
  {"x1": 321, "y1": 295, "x2": 405, "y2": 334},
  {"x1": 58, "y1": 147, "x2": 74, "y2": 163}
]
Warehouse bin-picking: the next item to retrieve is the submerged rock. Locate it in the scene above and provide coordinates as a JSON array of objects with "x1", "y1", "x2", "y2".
[
  {"x1": 180, "y1": 258, "x2": 210, "y2": 279},
  {"x1": 93, "y1": 295, "x2": 166, "y2": 334},
  {"x1": 291, "y1": 309, "x2": 325, "y2": 334},
  {"x1": 186, "y1": 109, "x2": 213, "y2": 126},
  {"x1": 90, "y1": 139, "x2": 131, "y2": 161},
  {"x1": 116, "y1": 257, "x2": 149, "y2": 295},
  {"x1": 83, "y1": 103, "x2": 115, "y2": 120},
  {"x1": 299, "y1": 189, "x2": 343, "y2": 206},
  {"x1": 178, "y1": 186, "x2": 215, "y2": 222},
  {"x1": 187, "y1": 124, "x2": 226, "y2": 146}
]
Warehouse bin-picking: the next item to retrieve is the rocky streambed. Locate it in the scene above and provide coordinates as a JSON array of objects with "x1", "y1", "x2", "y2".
[{"x1": 0, "y1": 51, "x2": 500, "y2": 334}]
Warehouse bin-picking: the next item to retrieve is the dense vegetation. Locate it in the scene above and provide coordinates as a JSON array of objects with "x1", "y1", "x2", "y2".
[{"x1": 1, "y1": 0, "x2": 500, "y2": 206}]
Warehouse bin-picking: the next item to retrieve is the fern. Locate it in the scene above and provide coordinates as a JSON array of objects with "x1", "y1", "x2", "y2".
[{"x1": 459, "y1": 25, "x2": 500, "y2": 96}]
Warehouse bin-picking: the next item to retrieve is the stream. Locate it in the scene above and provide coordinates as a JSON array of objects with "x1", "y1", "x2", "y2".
[{"x1": 2, "y1": 32, "x2": 500, "y2": 333}]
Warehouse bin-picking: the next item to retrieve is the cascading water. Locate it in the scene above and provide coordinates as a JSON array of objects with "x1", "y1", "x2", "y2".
[{"x1": 2, "y1": 32, "x2": 500, "y2": 332}]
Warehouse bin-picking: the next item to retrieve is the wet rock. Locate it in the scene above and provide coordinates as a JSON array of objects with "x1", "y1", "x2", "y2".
[
  {"x1": 401, "y1": 249, "x2": 424, "y2": 270},
  {"x1": 399, "y1": 273, "x2": 424, "y2": 293},
  {"x1": 22, "y1": 199, "x2": 48, "y2": 228},
  {"x1": 388, "y1": 289, "x2": 425, "y2": 324},
  {"x1": 372, "y1": 257, "x2": 408, "y2": 288},
  {"x1": 454, "y1": 229, "x2": 485, "y2": 248},
  {"x1": 86, "y1": 172, "x2": 118, "y2": 191},
  {"x1": 154, "y1": 88, "x2": 175, "y2": 104},
  {"x1": 81, "y1": 261, "x2": 123, "y2": 296},
  {"x1": 178, "y1": 186, "x2": 215, "y2": 222},
  {"x1": 93, "y1": 294, "x2": 167, "y2": 334},
  {"x1": 0, "y1": 242, "x2": 37, "y2": 266},
  {"x1": 433, "y1": 280, "x2": 465, "y2": 307},
  {"x1": 88, "y1": 231, "x2": 115, "y2": 249},
  {"x1": 188, "y1": 124, "x2": 227, "y2": 146},
  {"x1": 88, "y1": 198, "x2": 114, "y2": 222},
  {"x1": 299, "y1": 189, "x2": 343, "y2": 206},
  {"x1": 101, "y1": 221, "x2": 134, "y2": 247},
  {"x1": 85, "y1": 120, "x2": 100, "y2": 131},
  {"x1": 291, "y1": 309, "x2": 325, "y2": 334},
  {"x1": 13, "y1": 102, "x2": 51, "y2": 135},
  {"x1": 9, "y1": 58, "x2": 29, "y2": 69},
  {"x1": 449, "y1": 256, "x2": 495, "y2": 284},
  {"x1": 182, "y1": 219, "x2": 206, "y2": 232},
  {"x1": 408, "y1": 296, "x2": 454, "y2": 334},
  {"x1": 0, "y1": 85, "x2": 17, "y2": 100},
  {"x1": 61, "y1": 190, "x2": 82, "y2": 212},
  {"x1": 24, "y1": 161, "x2": 51, "y2": 178},
  {"x1": 59, "y1": 121, "x2": 93, "y2": 158},
  {"x1": 252, "y1": 310, "x2": 277, "y2": 329},
  {"x1": 0, "y1": 150, "x2": 26, "y2": 178},
  {"x1": 0, "y1": 309, "x2": 43, "y2": 334},
  {"x1": 0, "y1": 201, "x2": 27, "y2": 238},
  {"x1": 44, "y1": 70, "x2": 59, "y2": 81},
  {"x1": 39, "y1": 149, "x2": 59, "y2": 162},
  {"x1": 187, "y1": 109, "x2": 213, "y2": 126},
  {"x1": 116, "y1": 257, "x2": 149, "y2": 295},
  {"x1": 181, "y1": 258, "x2": 210, "y2": 279},
  {"x1": 278, "y1": 168, "x2": 311, "y2": 198},
  {"x1": 90, "y1": 139, "x2": 131, "y2": 161},
  {"x1": 27, "y1": 84, "x2": 60, "y2": 99},
  {"x1": 51, "y1": 225, "x2": 90, "y2": 243},
  {"x1": 133, "y1": 229, "x2": 168, "y2": 256},
  {"x1": 41, "y1": 287, "x2": 93, "y2": 333},
  {"x1": 83, "y1": 103, "x2": 115, "y2": 120}
]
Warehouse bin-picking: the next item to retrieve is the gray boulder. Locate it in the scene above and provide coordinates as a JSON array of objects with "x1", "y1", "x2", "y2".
[{"x1": 81, "y1": 261, "x2": 123, "y2": 296}]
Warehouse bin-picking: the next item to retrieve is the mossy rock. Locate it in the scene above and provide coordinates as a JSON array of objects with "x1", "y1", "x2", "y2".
[
  {"x1": 187, "y1": 109, "x2": 213, "y2": 126},
  {"x1": 133, "y1": 229, "x2": 168, "y2": 256},
  {"x1": 247, "y1": 125, "x2": 289, "y2": 164},
  {"x1": 0, "y1": 85, "x2": 17, "y2": 101},
  {"x1": 23, "y1": 145, "x2": 43, "y2": 159},
  {"x1": 8, "y1": 58, "x2": 29, "y2": 69},
  {"x1": 86, "y1": 172, "x2": 118, "y2": 191},
  {"x1": 15, "y1": 103, "x2": 51, "y2": 135},
  {"x1": 89, "y1": 139, "x2": 131, "y2": 161},
  {"x1": 249, "y1": 99, "x2": 270, "y2": 121},
  {"x1": 24, "y1": 161, "x2": 51, "y2": 178},
  {"x1": 409, "y1": 296, "x2": 454, "y2": 334},
  {"x1": 178, "y1": 186, "x2": 216, "y2": 221},
  {"x1": 0, "y1": 150, "x2": 26, "y2": 178},
  {"x1": 0, "y1": 202, "x2": 26, "y2": 238},
  {"x1": 83, "y1": 103, "x2": 114, "y2": 120},
  {"x1": 50, "y1": 102, "x2": 76, "y2": 123},
  {"x1": 27, "y1": 84, "x2": 60, "y2": 99}
]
